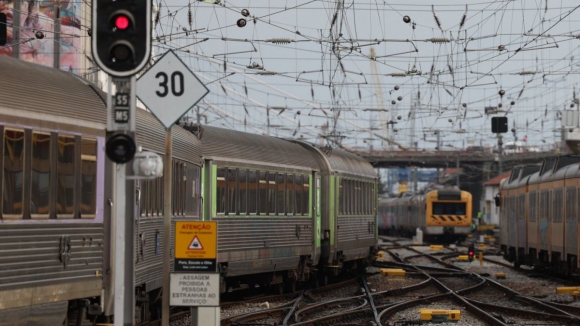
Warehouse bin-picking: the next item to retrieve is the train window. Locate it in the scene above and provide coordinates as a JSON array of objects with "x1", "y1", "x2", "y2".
[
  {"x1": 355, "y1": 180, "x2": 361, "y2": 215},
  {"x1": 239, "y1": 169, "x2": 248, "y2": 214},
  {"x1": 286, "y1": 174, "x2": 295, "y2": 215},
  {"x1": 80, "y1": 138, "x2": 97, "y2": 218},
  {"x1": 227, "y1": 169, "x2": 238, "y2": 214},
  {"x1": 276, "y1": 173, "x2": 285, "y2": 215},
  {"x1": 303, "y1": 176, "x2": 310, "y2": 215},
  {"x1": 3, "y1": 129, "x2": 25, "y2": 218},
  {"x1": 529, "y1": 191, "x2": 537, "y2": 222},
  {"x1": 338, "y1": 178, "x2": 342, "y2": 214},
  {"x1": 185, "y1": 165, "x2": 200, "y2": 216},
  {"x1": 540, "y1": 191, "x2": 549, "y2": 222},
  {"x1": 56, "y1": 135, "x2": 75, "y2": 218},
  {"x1": 258, "y1": 171, "x2": 267, "y2": 214},
  {"x1": 216, "y1": 168, "x2": 226, "y2": 214},
  {"x1": 553, "y1": 189, "x2": 562, "y2": 223},
  {"x1": 566, "y1": 187, "x2": 576, "y2": 222},
  {"x1": 157, "y1": 175, "x2": 164, "y2": 216},
  {"x1": 140, "y1": 181, "x2": 147, "y2": 216},
  {"x1": 295, "y1": 175, "x2": 303, "y2": 215},
  {"x1": 517, "y1": 194, "x2": 525, "y2": 220},
  {"x1": 30, "y1": 132, "x2": 51, "y2": 218},
  {"x1": 265, "y1": 172, "x2": 274, "y2": 214},
  {"x1": 172, "y1": 161, "x2": 179, "y2": 215},
  {"x1": 248, "y1": 170, "x2": 257, "y2": 214}
]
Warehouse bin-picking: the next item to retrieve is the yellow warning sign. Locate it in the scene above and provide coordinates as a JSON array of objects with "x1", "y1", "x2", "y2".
[{"x1": 175, "y1": 221, "x2": 217, "y2": 259}]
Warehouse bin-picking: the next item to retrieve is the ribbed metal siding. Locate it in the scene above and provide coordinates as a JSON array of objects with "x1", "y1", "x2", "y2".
[
  {"x1": 0, "y1": 224, "x2": 103, "y2": 289},
  {"x1": 336, "y1": 216, "x2": 375, "y2": 243},
  {"x1": 0, "y1": 56, "x2": 106, "y2": 123},
  {"x1": 201, "y1": 126, "x2": 319, "y2": 170},
  {"x1": 215, "y1": 217, "x2": 313, "y2": 252},
  {"x1": 135, "y1": 219, "x2": 164, "y2": 287}
]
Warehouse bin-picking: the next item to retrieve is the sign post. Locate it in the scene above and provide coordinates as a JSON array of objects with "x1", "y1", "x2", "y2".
[{"x1": 137, "y1": 50, "x2": 209, "y2": 326}]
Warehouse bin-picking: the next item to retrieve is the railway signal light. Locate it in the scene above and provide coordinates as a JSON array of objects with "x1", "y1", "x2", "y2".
[
  {"x1": 106, "y1": 133, "x2": 136, "y2": 164},
  {"x1": 491, "y1": 116, "x2": 508, "y2": 133},
  {"x1": 92, "y1": 0, "x2": 151, "y2": 77},
  {"x1": 468, "y1": 244, "x2": 475, "y2": 262}
]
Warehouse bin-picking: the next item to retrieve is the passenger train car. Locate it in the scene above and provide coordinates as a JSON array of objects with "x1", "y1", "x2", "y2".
[
  {"x1": 378, "y1": 187, "x2": 473, "y2": 243},
  {"x1": 499, "y1": 155, "x2": 580, "y2": 275},
  {"x1": 0, "y1": 56, "x2": 378, "y2": 325}
]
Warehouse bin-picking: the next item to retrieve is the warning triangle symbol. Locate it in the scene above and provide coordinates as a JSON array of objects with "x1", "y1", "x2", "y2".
[{"x1": 188, "y1": 236, "x2": 203, "y2": 250}]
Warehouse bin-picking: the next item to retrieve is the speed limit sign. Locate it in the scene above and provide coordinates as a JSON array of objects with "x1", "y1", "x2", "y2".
[{"x1": 137, "y1": 50, "x2": 209, "y2": 130}]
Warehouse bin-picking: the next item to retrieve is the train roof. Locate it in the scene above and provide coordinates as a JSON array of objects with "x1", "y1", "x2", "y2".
[
  {"x1": 197, "y1": 125, "x2": 320, "y2": 171},
  {"x1": 307, "y1": 144, "x2": 377, "y2": 178},
  {"x1": 0, "y1": 55, "x2": 106, "y2": 126},
  {"x1": 0, "y1": 55, "x2": 202, "y2": 164}
]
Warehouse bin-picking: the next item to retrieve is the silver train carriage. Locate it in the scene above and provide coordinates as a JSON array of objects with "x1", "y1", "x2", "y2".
[
  {"x1": 0, "y1": 56, "x2": 203, "y2": 324},
  {"x1": 197, "y1": 126, "x2": 378, "y2": 291}
]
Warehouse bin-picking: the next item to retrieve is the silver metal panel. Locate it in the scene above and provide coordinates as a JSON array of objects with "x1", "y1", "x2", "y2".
[
  {"x1": 215, "y1": 217, "x2": 313, "y2": 262},
  {"x1": 0, "y1": 224, "x2": 103, "y2": 291},
  {"x1": 134, "y1": 218, "x2": 164, "y2": 287},
  {"x1": 226, "y1": 257, "x2": 302, "y2": 277},
  {"x1": 201, "y1": 126, "x2": 319, "y2": 170},
  {"x1": 0, "y1": 280, "x2": 102, "y2": 310},
  {"x1": 336, "y1": 216, "x2": 376, "y2": 242},
  {"x1": 0, "y1": 301, "x2": 67, "y2": 326}
]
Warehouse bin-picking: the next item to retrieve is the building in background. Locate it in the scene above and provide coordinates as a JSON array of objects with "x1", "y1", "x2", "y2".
[{"x1": 481, "y1": 171, "x2": 511, "y2": 226}]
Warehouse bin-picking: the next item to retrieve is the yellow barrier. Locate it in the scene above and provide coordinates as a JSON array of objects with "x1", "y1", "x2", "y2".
[
  {"x1": 556, "y1": 287, "x2": 580, "y2": 294},
  {"x1": 496, "y1": 272, "x2": 506, "y2": 279},
  {"x1": 419, "y1": 308, "x2": 461, "y2": 322},
  {"x1": 381, "y1": 268, "x2": 406, "y2": 276},
  {"x1": 430, "y1": 245, "x2": 444, "y2": 250},
  {"x1": 457, "y1": 255, "x2": 469, "y2": 261}
]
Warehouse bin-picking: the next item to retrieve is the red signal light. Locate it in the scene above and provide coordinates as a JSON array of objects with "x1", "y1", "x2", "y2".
[
  {"x1": 115, "y1": 15, "x2": 130, "y2": 30},
  {"x1": 469, "y1": 251, "x2": 474, "y2": 256}
]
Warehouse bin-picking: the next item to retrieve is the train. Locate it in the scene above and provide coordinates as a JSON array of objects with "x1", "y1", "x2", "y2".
[
  {"x1": 378, "y1": 187, "x2": 473, "y2": 243},
  {"x1": 498, "y1": 155, "x2": 580, "y2": 276},
  {"x1": 0, "y1": 55, "x2": 378, "y2": 324}
]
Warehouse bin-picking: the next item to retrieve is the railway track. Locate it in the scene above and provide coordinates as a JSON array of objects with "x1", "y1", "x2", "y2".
[{"x1": 147, "y1": 236, "x2": 580, "y2": 325}]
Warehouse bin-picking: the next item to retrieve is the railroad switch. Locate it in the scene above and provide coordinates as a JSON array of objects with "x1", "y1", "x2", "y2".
[
  {"x1": 556, "y1": 286, "x2": 580, "y2": 294},
  {"x1": 496, "y1": 272, "x2": 506, "y2": 279},
  {"x1": 429, "y1": 245, "x2": 444, "y2": 250},
  {"x1": 381, "y1": 268, "x2": 406, "y2": 277},
  {"x1": 418, "y1": 308, "x2": 461, "y2": 323}
]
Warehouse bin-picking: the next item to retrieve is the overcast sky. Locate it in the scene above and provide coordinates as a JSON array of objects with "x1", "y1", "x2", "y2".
[{"x1": 152, "y1": 0, "x2": 580, "y2": 152}]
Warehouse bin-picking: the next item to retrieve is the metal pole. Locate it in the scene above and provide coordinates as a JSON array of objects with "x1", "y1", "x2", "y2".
[
  {"x1": 162, "y1": 129, "x2": 173, "y2": 326},
  {"x1": 113, "y1": 164, "x2": 126, "y2": 326},
  {"x1": 498, "y1": 134, "x2": 503, "y2": 173}
]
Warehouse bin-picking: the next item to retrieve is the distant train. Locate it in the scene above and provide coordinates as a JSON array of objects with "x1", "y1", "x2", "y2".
[
  {"x1": 499, "y1": 155, "x2": 580, "y2": 275},
  {"x1": 378, "y1": 187, "x2": 473, "y2": 243},
  {"x1": 0, "y1": 56, "x2": 378, "y2": 325}
]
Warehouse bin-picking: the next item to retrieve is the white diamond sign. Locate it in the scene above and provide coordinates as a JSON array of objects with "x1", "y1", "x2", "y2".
[{"x1": 137, "y1": 50, "x2": 209, "y2": 129}]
